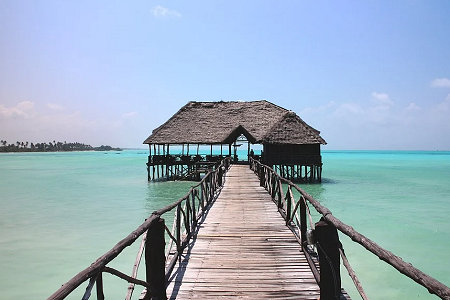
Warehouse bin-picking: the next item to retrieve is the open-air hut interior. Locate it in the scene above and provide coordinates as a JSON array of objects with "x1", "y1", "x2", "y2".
[{"x1": 143, "y1": 100, "x2": 326, "y2": 182}]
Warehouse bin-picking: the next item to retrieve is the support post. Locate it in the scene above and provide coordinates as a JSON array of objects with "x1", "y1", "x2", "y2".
[
  {"x1": 315, "y1": 218, "x2": 342, "y2": 300},
  {"x1": 96, "y1": 272, "x2": 104, "y2": 300},
  {"x1": 144, "y1": 218, "x2": 167, "y2": 300}
]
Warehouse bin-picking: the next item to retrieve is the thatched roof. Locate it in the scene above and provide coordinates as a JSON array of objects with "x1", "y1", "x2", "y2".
[{"x1": 143, "y1": 100, "x2": 326, "y2": 145}]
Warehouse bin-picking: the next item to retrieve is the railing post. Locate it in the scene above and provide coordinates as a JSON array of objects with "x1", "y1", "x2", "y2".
[
  {"x1": 191, "y1": 190, "x2": 197, "y2": 228},
  {"x1": 200, "y1": 182, "x2": 205, "y2": 211},
  {"x1": 271, "y1": 174, "x2": 276, "y2": 200},
  {"x1": 285, "y1": 188, "x2": 292, "y2": 226},
  {"x1": 277, "y1": 179, "x2": 283, "y2": 209},
  {"x1": 209, "y1": 175, "x2": 214, "y2": 201},
  {"x1": 315, "y1": 217, "x2": 342, "y2": 300},
  {"x1": 96, "y1": 272, "x2": 104, "y2": 300},
  {"x1": 218, "y1": 166, "x2": 223, "y2": 186},
  {"x1": 186, "y1": 196, "x2": 191, "y2": 236},
  {"x1": 299, "y1": 196, "x2": 307, "y2": 245},
  {"x1": 176, "y1": 204, "x2": 181, "y2": 255},
  {"x1": 259, "y1": 166, "x2": 265, "y2": 187},
  {"x1": 144, "y1": 218, "x2": 167, "y2": 300}
]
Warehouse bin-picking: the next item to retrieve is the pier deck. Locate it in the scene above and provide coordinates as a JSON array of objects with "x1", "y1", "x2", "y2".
[{"x1": 166, "y1": 165, "x2": 320, "y2": 299}]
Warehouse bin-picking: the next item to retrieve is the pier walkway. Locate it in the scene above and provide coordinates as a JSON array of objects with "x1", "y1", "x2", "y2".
[
  {"x1": 166, "y1": 165, "x2": 320, "y2": 299},
  {"x1": 48, "y1": 159, "x2": 450, "y2": 300}
]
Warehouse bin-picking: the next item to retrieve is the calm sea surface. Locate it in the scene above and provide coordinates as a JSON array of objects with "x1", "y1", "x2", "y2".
[{"x1": 0, "y1": 150, "x2": 449, "y2": 299}]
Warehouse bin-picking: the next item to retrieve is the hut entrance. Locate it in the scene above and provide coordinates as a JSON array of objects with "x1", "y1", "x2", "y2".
[{"x1": 232, "y1": 134, "x2": 250, "y2": 164}]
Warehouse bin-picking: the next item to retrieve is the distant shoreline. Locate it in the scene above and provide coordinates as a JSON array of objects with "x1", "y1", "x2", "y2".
[
  {"x1": 0, "y1": 148, "x2": 122, "y2": 153},
  {"x1": 0, "y1": 140, "x2": 121, "y2": 153}
]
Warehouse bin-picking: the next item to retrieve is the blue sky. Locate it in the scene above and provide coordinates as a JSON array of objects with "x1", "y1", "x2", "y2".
[{"x1": 1, "y1": 1, "x2": 449, "y2": 149}]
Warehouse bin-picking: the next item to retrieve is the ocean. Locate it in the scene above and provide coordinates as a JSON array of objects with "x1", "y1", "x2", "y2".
[{"x1": 0, "y1": 150, "x2": 449, "y2": 299}]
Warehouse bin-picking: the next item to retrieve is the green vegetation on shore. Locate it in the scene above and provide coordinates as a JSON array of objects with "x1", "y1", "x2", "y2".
[{"x1": 0, "y1": 140, "x2": 121, "y2": 152}]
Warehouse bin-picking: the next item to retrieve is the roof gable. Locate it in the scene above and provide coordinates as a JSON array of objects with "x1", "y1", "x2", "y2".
[{"x1": 262, "y1": 112, "x2": 327, "y2": 145}]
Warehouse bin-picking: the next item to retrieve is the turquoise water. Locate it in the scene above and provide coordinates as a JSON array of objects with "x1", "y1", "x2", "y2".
[{"x1": 0, "y1": 150, "x2": 449, "y2": 299}]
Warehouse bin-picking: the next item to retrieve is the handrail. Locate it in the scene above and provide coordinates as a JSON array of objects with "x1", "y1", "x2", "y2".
[
  {"x1": 48, "y1": 157, "x2": 231, "y2": 300},
  {"x1": 249, "y1": 157, "x2": 450, "y2": 299}
]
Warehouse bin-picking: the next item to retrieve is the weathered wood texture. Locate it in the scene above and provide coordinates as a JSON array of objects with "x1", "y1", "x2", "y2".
[{"x1": 166, "y1": 165, "x2": 322, "y2": 299}]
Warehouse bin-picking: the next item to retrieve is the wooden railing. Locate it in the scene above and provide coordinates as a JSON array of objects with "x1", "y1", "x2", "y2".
[
  {"x1": 48, "y1": 157, "x2": 231, "y2": 300},
  {"x1": 250, "y1": 157, "x2": 450, "y2": 300}
]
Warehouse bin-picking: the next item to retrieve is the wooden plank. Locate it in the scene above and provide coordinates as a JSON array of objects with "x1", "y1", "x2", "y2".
[{"x1": 165, "y1": 165, "x2": 339, "y2": 299}]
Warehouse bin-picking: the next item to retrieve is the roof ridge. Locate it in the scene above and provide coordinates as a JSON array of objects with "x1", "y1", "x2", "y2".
[{"x1": 189, "y1": 99, "x2": 270, "y2": 104}]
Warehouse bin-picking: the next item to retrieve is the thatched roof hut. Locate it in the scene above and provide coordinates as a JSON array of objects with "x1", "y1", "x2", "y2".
[
  {"x1": 144, "y1": 100, "x2": 326, "y2": 182},
  {"x1": 143, "y1": 100, "x2": 326, "y2": 145}
]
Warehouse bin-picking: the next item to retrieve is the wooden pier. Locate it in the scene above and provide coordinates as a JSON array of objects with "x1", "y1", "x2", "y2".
[
  {"x1": 48, "y1": 158, "x2": 450, "y2": 300},
  {"x1": 166, "y1": 165, "x2": 321, "y2": 299}
]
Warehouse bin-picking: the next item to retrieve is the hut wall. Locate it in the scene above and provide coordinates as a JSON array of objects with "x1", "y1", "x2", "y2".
[{"x1": 262, "y1": 143, "x2": 321, "y2": 165}]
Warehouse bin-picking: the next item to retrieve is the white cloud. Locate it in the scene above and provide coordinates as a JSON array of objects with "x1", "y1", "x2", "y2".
[
  {"x1": 299, "y1": 92, "x2": 450, "y2": 150},
  {"x1": 152, "y1": 5, "x2": 181, "y2": 18},
  {"x1": 406, "y1": 102, "x2": 420, "y2": 111},
  {"x1": 0, "y1": 101, "x2": 134, "y2": 146},
  {"x1": 47, "y1": 103, "x2": 65, "y2": 111},
  {"x1": 430, "y1": 78, "x2": 450, "y2": 88},
  {"x1": 334, "y1": 102, "x2": 364, "y2": 116},
  {"x1": 371, "y1": 92, "x2": 394, "y2": 106},
  {"x1": 0, "y1": 101, "x2": 35, "y2": 118},
  {"x1": 435, "y1": 94, "x2": 450, "y2": 112}
]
